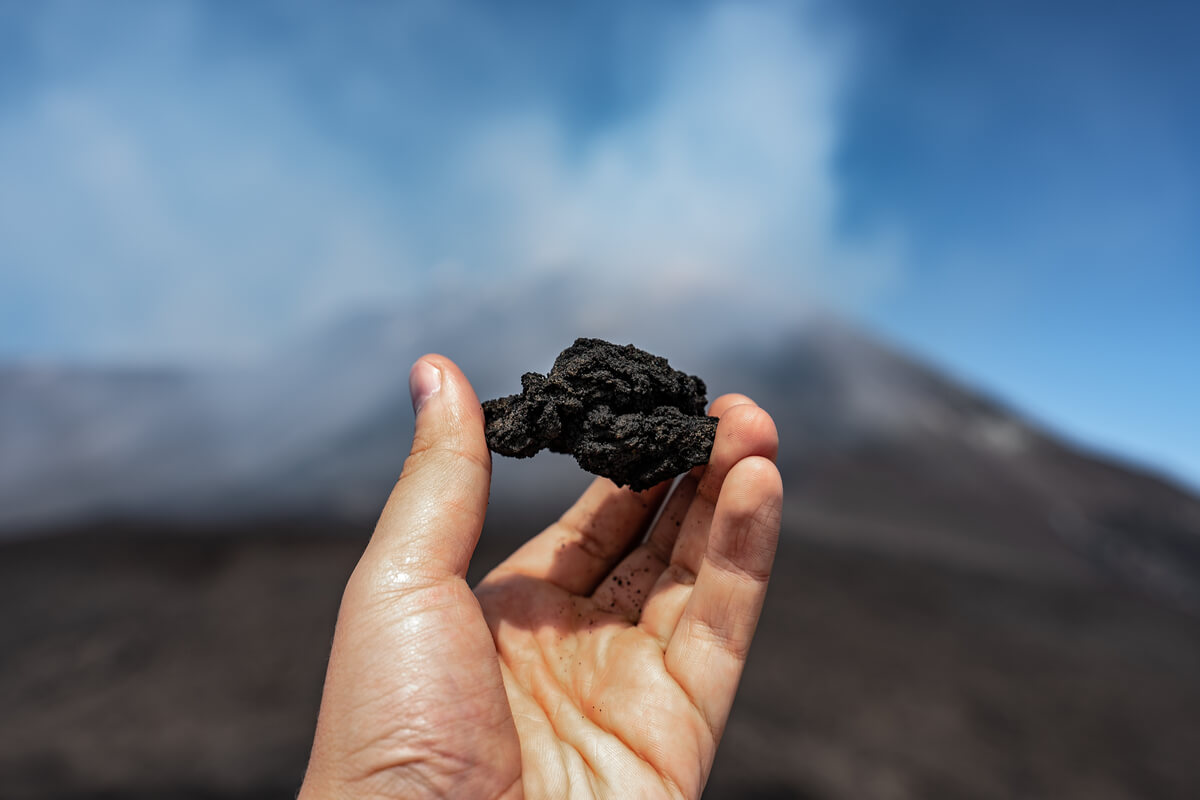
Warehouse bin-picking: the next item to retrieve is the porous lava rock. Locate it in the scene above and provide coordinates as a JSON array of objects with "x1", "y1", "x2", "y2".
[{"x1": 483, "y1": 338, "x2": 718, "y2": 490}]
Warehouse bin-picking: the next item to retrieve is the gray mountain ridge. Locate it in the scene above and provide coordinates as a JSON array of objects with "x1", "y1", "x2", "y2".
[{"x1": 2, "y1": 307, "x2": 1199, "y2": 613}]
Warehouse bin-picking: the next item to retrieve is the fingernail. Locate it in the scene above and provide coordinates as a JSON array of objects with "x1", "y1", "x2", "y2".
[{"x1": 409, "y1": 359, "x2": 442, "y2": 414}]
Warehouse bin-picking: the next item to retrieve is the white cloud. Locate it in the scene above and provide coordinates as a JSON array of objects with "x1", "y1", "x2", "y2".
[
  {"x1": 452, "y1": 4, "x2": 899, "y2": 318},
  {"x1": 0, "y1": 6, "x2": 412, "y2": 363},
  {"x1": 0, "y1": 1, "x2": 901, "y2": 363}
]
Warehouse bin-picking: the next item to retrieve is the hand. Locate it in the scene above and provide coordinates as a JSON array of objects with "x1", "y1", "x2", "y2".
[{"x1": 299, "y1": 355, "x2": 782, "y2": 799}]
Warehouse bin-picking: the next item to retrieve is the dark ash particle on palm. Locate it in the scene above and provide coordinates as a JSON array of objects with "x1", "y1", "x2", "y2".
[{"x1": 482, "y1": 338, "x2": 718, "y2": 491}]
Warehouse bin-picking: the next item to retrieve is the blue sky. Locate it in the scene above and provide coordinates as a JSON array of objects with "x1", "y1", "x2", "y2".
[
  {"x1": 0, "y1": 0, "x2": 1197, "y2": 487},
  {"x1": 833, "y1": 0, "x2": 1200, "y2": 486}
]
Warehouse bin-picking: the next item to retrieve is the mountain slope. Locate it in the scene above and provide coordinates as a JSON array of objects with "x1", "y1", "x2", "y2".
[{"x1": 3, "y1": 311, "x2": 1199, "y2": 612}]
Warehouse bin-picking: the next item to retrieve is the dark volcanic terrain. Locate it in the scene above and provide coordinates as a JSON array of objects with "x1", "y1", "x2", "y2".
[
  {"x1": 3, "y1": 514, "x2": 1198, "y2": 800},
  {"x1": 2, "y1": 315, "x2": 1199, "y2": 799}
]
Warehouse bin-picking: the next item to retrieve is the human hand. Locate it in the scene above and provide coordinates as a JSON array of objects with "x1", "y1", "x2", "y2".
[{"x1": 299, "y1": 354, "x2": 782, "y2": 799}]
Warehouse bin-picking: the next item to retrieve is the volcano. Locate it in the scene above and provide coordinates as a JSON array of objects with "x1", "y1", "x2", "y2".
[{"x1": 2, "y1": 312, "x2": 1199, "y2": 799}]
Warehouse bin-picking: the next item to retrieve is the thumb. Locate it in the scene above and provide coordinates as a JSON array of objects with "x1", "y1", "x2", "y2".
[{"x1": 365, "y1": 354, "x2": 492, "y2": 579}]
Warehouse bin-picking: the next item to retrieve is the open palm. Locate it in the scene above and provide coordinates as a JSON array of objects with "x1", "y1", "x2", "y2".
[{"x1": 300, "y1": 356, "x2": 782, "y2": 800}]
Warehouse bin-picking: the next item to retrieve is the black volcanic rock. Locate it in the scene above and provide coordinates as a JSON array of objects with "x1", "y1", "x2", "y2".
[{"x1": 482, "y1": 338, "x2": 718, "y2": 490}]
